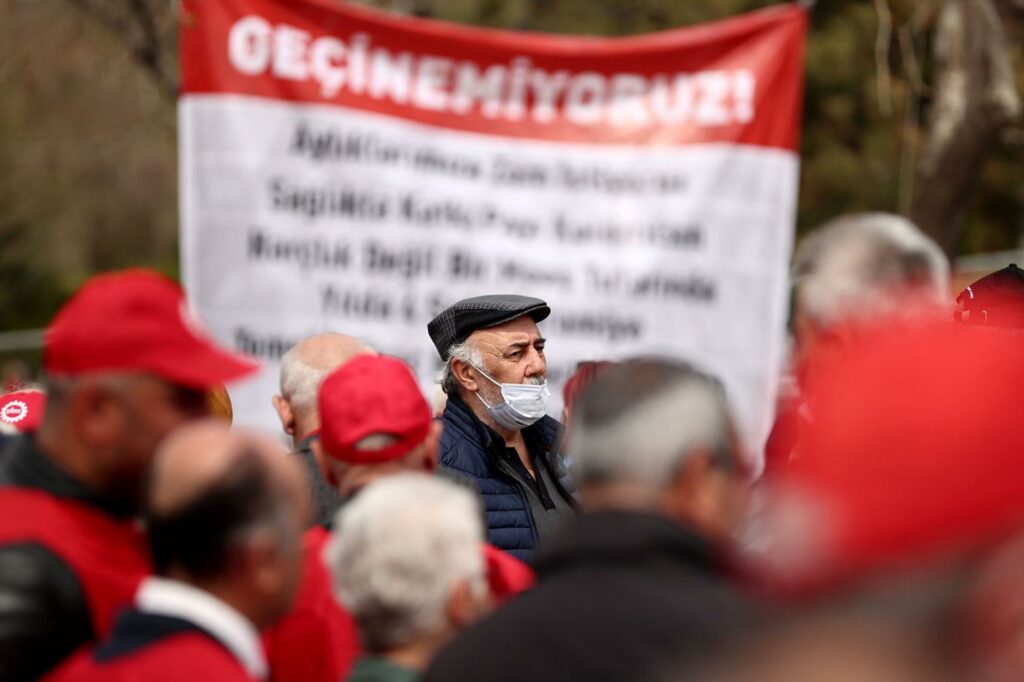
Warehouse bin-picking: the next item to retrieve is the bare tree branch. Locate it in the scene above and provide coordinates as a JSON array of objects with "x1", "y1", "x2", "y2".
[
  {"x1": 910, "y1": 0, "x2": 1022, "y2": 257},
  {"x1": 59, "y1": 0, "x2": 177, "y2": 101},
  {"x1": 874, "y1": 0, "x2": 894, "y2": 118}
]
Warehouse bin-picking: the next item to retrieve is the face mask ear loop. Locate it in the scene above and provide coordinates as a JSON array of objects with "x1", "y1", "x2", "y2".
[
  {"x1": 471, "y1": 363, "x2": 501, "y2": 389},
  {"x1": 470, "y1": 363, "x2": 500, "y2": 410}
]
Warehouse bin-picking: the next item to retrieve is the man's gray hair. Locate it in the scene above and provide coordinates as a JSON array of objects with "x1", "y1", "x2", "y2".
[
  {"x1": 278, "y1": 345, "x2": 330, "y2": 414},
  {"x1": 325, "y1": 474, "x2": 486, "y2": 653},
  {"x1": 439, "y1": 338, "x2": 483, "y2": 396},
  {"x1": 568, "y1": 359, "x2": 736, "y2": 489},
  {"x1": 793, "y1": 213, "x2": 950, "y2": 327},
  {"x1": 278, "y1": 333, "x2": 374, "y2": 417}
]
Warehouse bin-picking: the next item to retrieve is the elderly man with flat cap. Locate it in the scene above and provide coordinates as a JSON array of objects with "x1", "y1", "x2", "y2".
[{"x1": 428, "y1": 295, "x2": 577, "y2": 563}]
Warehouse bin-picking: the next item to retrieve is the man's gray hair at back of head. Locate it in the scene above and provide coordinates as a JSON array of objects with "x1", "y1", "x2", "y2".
[
  {"x1": 569, "y1": 358, "x2": 737, "y2": 489},
  {"x1": 793, "y1": 212, "x2": 949, "y2": 327},
  {"x1": 278, "y1": 346, "x2": 330, "y2": 414},
  {"x1": 439, "y1": 338, "x2": 483, "y2": 396},
  {"x1": 325, "y1": 473, "x2": 486, "y2": 653}
]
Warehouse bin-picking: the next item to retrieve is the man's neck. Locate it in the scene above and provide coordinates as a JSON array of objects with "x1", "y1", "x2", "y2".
[
  {"x1": 460, "y1": 390, "x2": 522, "y2": 445},
  {"x1": 382, "y1": 635, "x2": 444, "y2": 674},
  {"x1": 292, "y1": 415, "x2": 320, "y2": 447},
  {"x1": 34, "y1": 427, "x2": 106, "y2": 493},
  {"x1": 458, "y1": 391, "x2": 535, "y2": 477}
]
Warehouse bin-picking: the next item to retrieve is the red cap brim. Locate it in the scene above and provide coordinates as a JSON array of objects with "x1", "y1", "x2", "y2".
[{"x1": 139, "y1": 339, "x2": 260, "y2": 389}]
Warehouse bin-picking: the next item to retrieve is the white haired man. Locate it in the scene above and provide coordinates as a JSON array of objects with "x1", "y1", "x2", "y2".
[
  {"x1": 426, "y1": 358, "x2": 757, "y2": 682},
  {"x1": 427, "y1": 295, "x2": 577, "y2": 564},
  {"x1": 765, "y1": 213, "x2": 950, "y2": 473},
  {"x1": 272, "y1": 333, "x2": 374, "y2": 527},
  {"x1": 326, "y1": 474, "x2": 491, "y2": 682}
]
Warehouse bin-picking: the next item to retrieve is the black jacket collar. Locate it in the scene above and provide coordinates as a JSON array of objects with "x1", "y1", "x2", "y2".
[
  {"x1": 534, "y1": 510, "x2": 721, "y2": 578},
  {"x1": 95, "y1": 610, "x2": 211, "y2": 663},
  {"x1": 443, "y1": 393, "x2": 563, "y2": 461},
  {"x1": 0, "y1": 435, "x2": 136, "y2": 519}
]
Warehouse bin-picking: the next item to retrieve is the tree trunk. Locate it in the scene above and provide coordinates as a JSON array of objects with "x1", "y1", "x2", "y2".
[{"x1": 910, "y1": 0, "x2": 1021, "y2": 258}]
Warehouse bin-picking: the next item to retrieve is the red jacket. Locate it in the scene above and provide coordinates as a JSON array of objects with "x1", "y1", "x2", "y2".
[
  {"x1": 0, "y1": 486, "x2": 150, "y2": 637},
  {"x1": 51, "y1": 610, "x2": 256, "y2": 682},
  {"x1": 263, "y1": 526, "x2": 360, "y2": 682}
]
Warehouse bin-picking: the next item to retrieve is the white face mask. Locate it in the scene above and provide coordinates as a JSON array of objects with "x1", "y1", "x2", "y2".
[{"x1": 473, "y1": 366, "x2": 550, "y2": 431}]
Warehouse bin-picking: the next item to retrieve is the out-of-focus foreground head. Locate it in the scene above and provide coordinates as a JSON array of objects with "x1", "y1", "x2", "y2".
[
  {"x1": 568, "y1": 358, "x2": 746, "y2": 544},
  {"x1": 38, "y1": 269, "x2": 258, "y2": 511},
  {"x1": 755, "y1": 322, "x2": 1024, "y2": 592},
  {"x1": 147, "y1": 420, "x2": 308, "y2": 628},
  {"x1": 325, "y1": 474, "x2": 488, "y2": 665},
  {"x1": 316, "y1": 354, "x2": 439, "y2": 499},
  {"x1": 560, "y1": 360, "x2": 616, "y2": 436},
  {"x1": 792, "y1": 213, "x2": 949, "y2": 344},
  {"x1": 954, "y1": 263, "x2": 1024, "y2": 330},
  {"x1": 273, "y1": 332, "x2": 376, "y2": 442}
]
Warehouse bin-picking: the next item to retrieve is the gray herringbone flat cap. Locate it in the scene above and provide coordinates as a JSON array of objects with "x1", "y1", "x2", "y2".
[{"x1": 428, "y1": 294, "x2": 550, "y2": 360}]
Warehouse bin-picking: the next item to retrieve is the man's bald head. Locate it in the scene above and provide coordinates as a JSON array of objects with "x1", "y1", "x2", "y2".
[
  {"x1": 274, "y1": 333, "x2": 375, "y2": 441},
  {"x1": 146, "y1": 420, "x2": 307, "y2": 591},
  {"x1": 149, "y1": 421, "x2": 304, "y2": 517}
]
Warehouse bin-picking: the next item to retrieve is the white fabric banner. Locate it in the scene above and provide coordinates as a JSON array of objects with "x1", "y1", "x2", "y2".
[{"x1": 179, "y1": 0, "x2": 807, "y2": 467}]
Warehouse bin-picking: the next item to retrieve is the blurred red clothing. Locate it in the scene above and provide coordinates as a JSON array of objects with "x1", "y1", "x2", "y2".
[
  {"x1": 759, "y1": 321, "x2": 1024, "y2": 592},
  {"x1": 0, "y1": 487, "x2": 149, "y2": 638},
  {"x1": 263, "y1": 526, "x2": 359, "y2": 682},
  {"x1": 49, "y1": 616, "x2": 256, "y2": 682},
  {"x1": 484, "y1": 544, "x2": 535, "y2": 602}
]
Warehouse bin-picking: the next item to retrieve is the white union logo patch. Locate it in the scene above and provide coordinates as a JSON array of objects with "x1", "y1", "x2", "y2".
[{"x1": 1, "y1": 400, "x2": 28, "y2": 424}]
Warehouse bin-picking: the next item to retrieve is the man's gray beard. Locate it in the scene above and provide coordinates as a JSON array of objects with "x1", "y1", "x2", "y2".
[{"x1": 524, "y1": 375, "x2": 547, "y2": 386}]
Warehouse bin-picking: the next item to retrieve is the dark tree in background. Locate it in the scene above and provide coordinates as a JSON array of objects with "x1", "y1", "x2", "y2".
[{"x1": 909, "y1": 0, "x2": 1022, "y2": 257}]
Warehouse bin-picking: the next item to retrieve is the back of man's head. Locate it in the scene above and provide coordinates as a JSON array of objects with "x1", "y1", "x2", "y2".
[
  {"x1": 146, "y1": 421, "x2": 308, "y2": 627},
  {"x1": 325, "y1": 474, "x2": 487, "y2": 660},
  {"x1": 274, "y1": 333, "x2": 374, "y2": 440},
  {"x1": 568, "y1": 358, "x2": 745, "y2": 541},
  {"x1": 317, "y1": 354, "x2": 439, "y2": 498},
  {"x1": 793, "y1": 213, "x2": 949, "y2": 331}
]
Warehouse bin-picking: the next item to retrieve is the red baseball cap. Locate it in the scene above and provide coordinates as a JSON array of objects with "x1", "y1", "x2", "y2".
[
  {"x1": 44, "y1": 269, "x2": 258, "y2": 388},
  {"x1": 761, "y1": 321, "x2": 1024, "y2": 590},
  {"x1": 0, "y1": 391, "x2": 46, "y2": 433},
  {"x1": 317, "y1": 355, "x2": 432, "y2": 464}
]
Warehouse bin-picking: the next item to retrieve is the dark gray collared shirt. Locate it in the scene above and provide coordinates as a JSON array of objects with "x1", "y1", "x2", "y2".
[{"x1": 498, "y1": 444, "x2": 576, "y2": 547}]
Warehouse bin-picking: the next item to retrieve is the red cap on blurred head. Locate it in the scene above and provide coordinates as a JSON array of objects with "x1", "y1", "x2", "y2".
[
  {"x1": 318, "y1": 355, "x2": 432, "y2": 464},
  {"x1": 44, "y1": 269, "x2": 259, "y2": 388},
  {"x1": 763, "y1": 321, "x2": 1024, "y2": 590},
  {"x1": 0, "y1": 391, "x2": 46, "y2": 433}
]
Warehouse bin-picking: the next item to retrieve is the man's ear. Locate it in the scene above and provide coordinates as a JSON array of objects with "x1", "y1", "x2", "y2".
[
  {"x1": 240, "y1": 528, "x2": 289, "y2": 596},
  {"x1": 445, "y1": 578, "x2": 489, "y2": 631},
  {"x1": 451, "y1": 359, "x2": 479, "y2": 393},
  {"x1": 272, "y1": 395, "x2": 296, "y2": 437}
]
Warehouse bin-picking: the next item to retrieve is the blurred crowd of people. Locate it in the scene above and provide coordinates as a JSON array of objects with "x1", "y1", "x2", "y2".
[{"x1": 3, "y1": 211, "x2": 1024, "y2": 681}]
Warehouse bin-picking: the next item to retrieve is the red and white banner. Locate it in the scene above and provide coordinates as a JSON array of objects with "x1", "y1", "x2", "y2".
[{"x1": 179, "y1": 0, "x2": 807, "y2": 466}]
